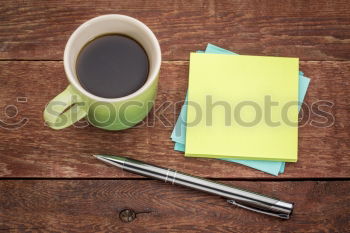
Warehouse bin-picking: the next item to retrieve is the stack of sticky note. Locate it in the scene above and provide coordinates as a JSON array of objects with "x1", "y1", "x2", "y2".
[{"x1": 171, "y1": 44, "x2": 310, "y2": 175}]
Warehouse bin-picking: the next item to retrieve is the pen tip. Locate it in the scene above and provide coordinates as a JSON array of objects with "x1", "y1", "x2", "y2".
[{"x1": 93, "y1": 154, "x2": 102, "y2": 159}]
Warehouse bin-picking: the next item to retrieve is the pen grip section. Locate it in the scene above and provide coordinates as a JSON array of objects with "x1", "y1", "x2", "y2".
[{"x1": 227, "y1": 200, "x2": 290, "y2": 219}]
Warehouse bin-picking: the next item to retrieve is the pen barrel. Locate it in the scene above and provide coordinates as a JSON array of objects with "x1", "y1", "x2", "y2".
[
  {"x1": 168, "y1": 171, "x2": 293, "y2": 217},
  {"x1": 122, "y1": 158, "x2": 293, "y2": 218}
]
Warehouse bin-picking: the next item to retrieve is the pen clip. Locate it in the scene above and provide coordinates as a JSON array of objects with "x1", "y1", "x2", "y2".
[{"x1": 227, "y1": 200, "x2": 289, "y2": 219}]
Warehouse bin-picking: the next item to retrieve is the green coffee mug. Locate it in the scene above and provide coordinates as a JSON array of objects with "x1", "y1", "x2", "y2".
[{"x1": 44, "y1": 15, "x2": 161, "y2": 130}]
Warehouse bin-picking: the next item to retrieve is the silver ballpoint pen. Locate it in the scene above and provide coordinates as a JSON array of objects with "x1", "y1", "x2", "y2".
[{"x1": 94, "y1": 155, "x2": 294, "y2": 219}]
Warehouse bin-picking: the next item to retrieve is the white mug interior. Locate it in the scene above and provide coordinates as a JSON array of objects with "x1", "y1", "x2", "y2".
[{"x1": 63, "y1": 14, "x2": 161, "y2": 102}]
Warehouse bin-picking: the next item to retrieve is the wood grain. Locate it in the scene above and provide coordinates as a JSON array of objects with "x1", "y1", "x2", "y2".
[
  {"x1": 1, "y1": 0, "x2": 350, "y2": 61},
  {"x1": 0, "y1": 61, "x2": 349, "y2": 178},
  {"x1": 1, "y1": 1, "x2": 349, "y2": 231},
  {"x1": 0, "y1": 180, "x2": 349, "y2": 232}
]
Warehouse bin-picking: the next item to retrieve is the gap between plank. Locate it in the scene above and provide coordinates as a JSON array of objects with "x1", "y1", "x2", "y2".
[
  {"x1": 0, "y1": 59, "x2": 350, "y2": 62},
  {"x1": 1, "y1": 177, "x2": 349, "y2": 181}
]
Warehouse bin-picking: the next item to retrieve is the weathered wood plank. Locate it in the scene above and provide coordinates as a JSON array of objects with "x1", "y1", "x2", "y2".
[
  {"x1": 1, "y1": 0, "x2": 350, "y2": 61},
  {"x1": 0, "y1": 61, "x2": 349, "y2": 178},
  {"x1": 0, "y1": 180, "x2": 349, "y2": 232}
]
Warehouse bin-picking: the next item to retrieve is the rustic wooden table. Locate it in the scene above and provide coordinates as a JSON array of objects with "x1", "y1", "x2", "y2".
[{"x1": 1, "y1": 0, "x2": 350, "y2": 232}]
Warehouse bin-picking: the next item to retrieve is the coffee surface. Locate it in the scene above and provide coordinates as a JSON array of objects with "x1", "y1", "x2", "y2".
[{"x1": 76, "y1": 34, "x2": 149, "y2": 98}]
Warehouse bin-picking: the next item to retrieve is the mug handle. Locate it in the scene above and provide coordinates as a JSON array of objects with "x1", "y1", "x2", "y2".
[{"x1": 44, "y1": 85, "x2": 87, "y2": 130}]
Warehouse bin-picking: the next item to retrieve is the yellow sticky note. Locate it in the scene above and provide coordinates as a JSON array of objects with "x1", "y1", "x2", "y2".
[{"x1": 185, "y1": 53, "x2": 299, "y2": 162}]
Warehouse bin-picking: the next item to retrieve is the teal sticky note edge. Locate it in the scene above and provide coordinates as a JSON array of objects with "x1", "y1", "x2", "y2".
[
  {"x1": 279, "y1": 163, "x2": 286, "y2": 173},
  {"x1": 174, "y1": 141, "x2": 284, "y2": 175},
  {"x1": 174, "y1": 142, "x2": 185, "y2": 151},
  {"x1": 175, "y1": 142, "x2": 282, "y2": 176},
  {"x1": 171, "y1": 44, "x2": 310, "y2": 176},
  {"x1": 171, "y1": 100, "x2": 187, "y2": 144},
  {"x1": 206, "y1": 43, "x2": 237, "y2": 55},
  {"x1": 298, "y1": 75, "x2": 310, "y2": 111}
]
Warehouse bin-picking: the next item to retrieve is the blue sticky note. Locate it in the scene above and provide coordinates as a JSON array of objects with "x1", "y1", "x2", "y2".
[{"x1": 171, "y1": 44, "x2": 310, "y2": 175}]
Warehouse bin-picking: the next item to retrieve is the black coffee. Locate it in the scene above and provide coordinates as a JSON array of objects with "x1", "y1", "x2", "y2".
[{"x1": 76, "y1": 34, "x2": 149, "y2": 98}]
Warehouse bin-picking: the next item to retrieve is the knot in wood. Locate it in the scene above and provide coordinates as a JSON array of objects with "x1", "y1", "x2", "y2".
[{"x1": 119, "y1": 209, "x2": 136, "y2": 223}]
